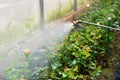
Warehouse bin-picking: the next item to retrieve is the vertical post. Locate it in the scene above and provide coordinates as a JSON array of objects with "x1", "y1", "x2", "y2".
[
  {"x1": 39, "y1": 0, "x2": 44, "y2": 30},
  {"x1": 74, "y1": 0, "x2": 77, "y2": 20},
  {"x1": 105, "y1": 17, "x2": 111, "y2": 67},
  {"x1": 74, "y1": 0, "x2": 77, "y2": 11}
]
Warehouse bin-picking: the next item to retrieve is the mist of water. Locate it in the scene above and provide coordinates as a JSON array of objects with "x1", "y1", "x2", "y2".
[
  {"x1": 0, "y1": 22, "x2": 73, "y2": 78},
  {"x1": 25, "y1": 22, "x2": 73, "y2": 52}
]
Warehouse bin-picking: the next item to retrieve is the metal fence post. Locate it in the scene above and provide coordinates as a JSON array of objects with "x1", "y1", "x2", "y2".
[
  {"x1": 39, "y1": 0, "x2": 44, "y2": 30},
  {"x1": 74, "y1": 0, "x2": 77, "y2": 20},
  {"x1": 105, "y1": 17, "x2": 111, "y2": 67},
  {"x1": 74, "y1": 0, "x2": 77, "y2": 11}
]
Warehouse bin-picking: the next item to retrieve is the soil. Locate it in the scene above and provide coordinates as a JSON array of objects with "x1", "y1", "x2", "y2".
[
  {"x1": 97, "y1": 32, "x2": 120, "y2": 80},
  {"x1": 62, "y1": 0, "x2": 100, "y2": 22},
  {"x1": 48, "y1": 0, "x2": 100, "y2": 26}
]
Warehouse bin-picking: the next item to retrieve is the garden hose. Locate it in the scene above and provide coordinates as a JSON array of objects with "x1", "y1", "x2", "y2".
[{"x1": 73, "y1": 20, "x2": 120, "y2": 31}]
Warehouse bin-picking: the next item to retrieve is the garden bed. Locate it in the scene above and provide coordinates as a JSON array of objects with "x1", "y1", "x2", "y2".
[
  {"x1": 48, "y1": 0, "x2": 120, "y2": 80},
  {"x1": 4, "y1": 0, "x2": 120, "y2": 80}
]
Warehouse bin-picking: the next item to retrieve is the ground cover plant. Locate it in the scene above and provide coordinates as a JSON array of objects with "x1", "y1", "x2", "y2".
[
  {"x1": 49, "y1": 26, "x2": 105, "y2": 80},
  {"x1": 81, "y1": 0, "x2": 120, "y2": 26},
  {"x1": 48, "y1": 0, "x2": 120, "y2": 80}
]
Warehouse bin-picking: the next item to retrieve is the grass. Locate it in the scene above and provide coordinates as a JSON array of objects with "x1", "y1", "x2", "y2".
[
  {"x1": 0, "y1": 18, "x2": 36, "y2": 44},
  {"x1": 0, "y1": 26, "x2": 28, "y2": 48},
  {"x1": 46, "y1": 0, "x2": 73, "y2": 22},
  {"x1": 46, "y1": 0, "x2": 95, "y2": 22}
]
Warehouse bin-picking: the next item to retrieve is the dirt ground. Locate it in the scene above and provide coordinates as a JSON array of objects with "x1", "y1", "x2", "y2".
[
  {"x1": 97, "y1": 32, "x2": 120, "y2": 80},
  {"x1": 47, "y1": 0, "x2": 99, "y2": 24}
]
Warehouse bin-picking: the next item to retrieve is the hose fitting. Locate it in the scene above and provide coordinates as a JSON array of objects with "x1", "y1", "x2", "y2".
[{"x1": 73, "y1": 20, "x2": 82, "y2": 28}]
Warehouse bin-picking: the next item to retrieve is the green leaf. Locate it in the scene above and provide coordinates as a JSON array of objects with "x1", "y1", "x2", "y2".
[
  {"x1": 73, "y1": 65, "x2": 78, "y2": 72},
  {"x1": 51, "y1": 65, "x2": 57, "y2": 70},
  {"x1": 62, "y1": 73, "x2": 67, "y2": 78},
  {"x1": 72, "y1": 60, "x2": 77, "y2": 65},
  {"x1": 67, "y1": 70, "x2": 75, "y2": 79}
]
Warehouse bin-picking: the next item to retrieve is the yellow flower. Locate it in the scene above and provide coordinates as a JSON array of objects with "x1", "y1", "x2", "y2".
[{"x1": 24, "y1": 48, "x2": 30, "y2": 58}]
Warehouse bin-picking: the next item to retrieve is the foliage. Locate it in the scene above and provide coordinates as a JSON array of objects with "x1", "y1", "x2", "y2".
[
  {"x1": 48, "y1": 25, "x2": 104, "y2": 80},
  {"x1": 4, "y1": 0, "x2": 120, "y2": 80},
  {"x1": 31, "y1": 67, "x2": 49, "y2": 80},
  {"x1": 0, "y1": 17, "x2": 35, "y2": 46},
  {"x1": 48, "y1": 0, "x2": 120, "y2": 80},
  {"x1": 5, "y1": 62, "x2": 30, "y2": 80},
  {"x1": 47, "y1": 0, "x2": 73, "y2": 22},
  {"x1": 81, "y1": 0, "x2": 120, "y2": 27},
  {"x1": 47, "y1": 0, "x2": 94, "y2": 22},
  {"x1": 5, "y1": 61, "x2": 49, "y2": 80},
  {"x1": 24, "y1": 18, "x2": 34, "y2": 30}
]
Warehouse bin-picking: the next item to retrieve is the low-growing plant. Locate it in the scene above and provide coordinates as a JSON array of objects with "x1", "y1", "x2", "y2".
[
  {"x1": 5, "y1": 62, "x2": 30, "y2": 80},
  {"x1": 47, "y1": 25, "x2": 105, "y2": 79},
  {"x1": 5, "y1": 49, "x2": 31, "y2": 80},
  {"x1": 47, "y1": 0, "x2": 120, "y2": 79}
]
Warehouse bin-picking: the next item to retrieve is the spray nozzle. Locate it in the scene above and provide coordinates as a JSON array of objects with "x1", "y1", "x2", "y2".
[
  {"x1": 73, "y1": 20, "x2": 82, "y2": 28},
  {"x1": 73, "y1": 20, "x2": 81, "y2": 25}
]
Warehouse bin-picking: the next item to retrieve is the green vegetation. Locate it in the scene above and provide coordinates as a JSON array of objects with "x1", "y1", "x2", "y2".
[
  {"x1": 49, "y1": 26, "x2": 104, "y2": 80},
  {"x1": 46, "y1": 0, "x2": 73, "y2": 22},
  {"x1": 48, "y1": 0, "x2": 120, "y2": 80},
  {"x1": 81, "y1": 0, "x2": 120, "y2": 26},
  {"x1": 4, "y1": 0, "x2": 120, "y2": 80},
  {"x1": 46, "y1": 0, "x2": 93, "y2": 22},
  {"x1": 0, "y1": 18, "x2": 35, "y2": 43}
]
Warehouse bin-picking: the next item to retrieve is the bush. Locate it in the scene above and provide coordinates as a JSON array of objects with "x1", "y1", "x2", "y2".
[{"x1": 49, "y1": 26, "x2": 105, "y2": 79}]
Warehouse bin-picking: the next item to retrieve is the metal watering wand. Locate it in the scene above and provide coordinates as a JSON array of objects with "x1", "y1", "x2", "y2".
[{"x1": 72, "y1": 17, "x2": 115, "y2": 67}]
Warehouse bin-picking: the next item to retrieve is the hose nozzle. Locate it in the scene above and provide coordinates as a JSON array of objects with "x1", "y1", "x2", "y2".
[{"x1": 73, "y1": 20, "x2": 82, "y2": 28}]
